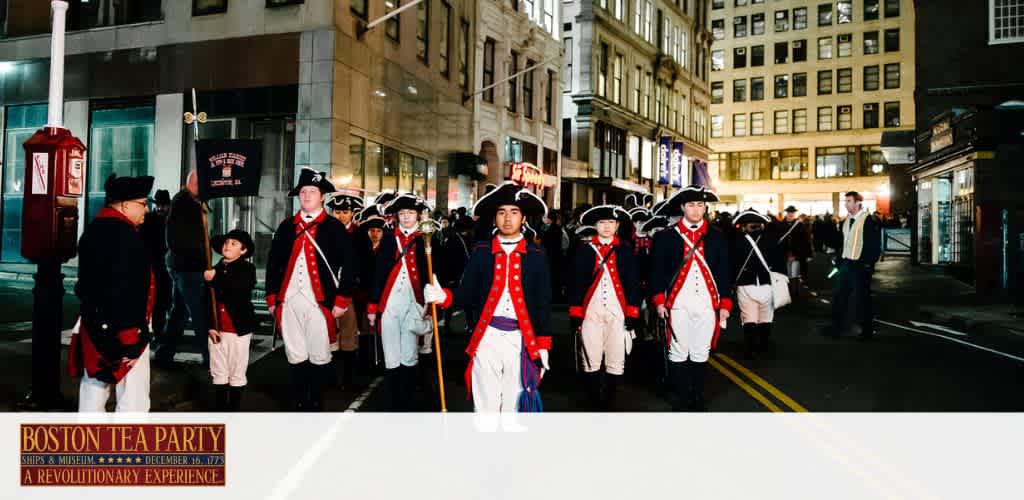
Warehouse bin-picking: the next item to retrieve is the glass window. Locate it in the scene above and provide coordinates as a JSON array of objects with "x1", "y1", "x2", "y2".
[
  {"x1": 837, "y1": 1, "x2": 853, "y2": 23},
  {"x1": 750, "y1": 112, "x2": 765, "y2": 135},
  {"x1": 774, "y1": 110, "x2": 790, "y2": 134},
  {"x1": 733, "y1": 114, "x2": 747, "y2": 137},
  {"x1": 385, "y1": 0, "x2": 400, "y2": 42},
  {"x1": 775, "y1": 10, "x2": 789, "y2": 32},
  {"x1": 864, "y1": 31, "x2": 879, "y2": 54},
  {"x1": 416, "y1": 0, "x2": 429, "y2": 63},
  {"x1": 864, "y1": 65, "x2": 880, "y2": 90},
  {"x1": 734, "y1": 79, "x2": 747, "y2": 102},
  {"x1": 793, "y1": 72, "x2": 807, "y2": 96},
  {"x1": 815, "y1": 146, "x2": 856, "y2": 177},
  {"x1": 363, "y1": 140, "x2": 382, "y2": 193},
  {"x1": 817, "y1": 106, "x2": 833, "y2": 131},
  {"x1": 712, "y1": 49, "x2": 725, "y2": 71},
  {"x1": 350, "y1": 0, "x2": 367, "y2": 20},
  {"x1": 598, "y1": 43, "x2": 607, "y2": 98},
  {"x1": 711, "y1": 115, "x2": 724, "y2": 138},
  {"x1": 751, "y1": 77, "x2": 765, "y2": 100},
  {"x1": 349, "y1": 135, "x2": 365, "y2": 190},
  {"x1": 818, "y1": 3, "x2": 832, "y2": 26},
  {"x1": 633, "y1": 67, "x2": 642, "y2": 113},
  {"x1": 863, "y1": 103, "x2": 879, "y2": 128},
  {"x1": 439, "y1": 1, "x2": 451, "y2": 77},
  {"x1": 2, "y1": 104, "x2": 47, "y2": 262},
  {"x1": 712, "y1": 19, "x2": 725, "y2": 40},
  {"x1": 818, "y1": 37, "x2": 833, "y2": 59},
  {"x1": 524, "y1": 59, "x2": 536, "y2": 118},
  {"x1": 793, "y1": 108, "x2": 808, "y2": 133},
  {"x1": 884, "y1": 0, "x2": 899, "y2": 17},
  {"x1": 774, "y1": 41, "x2": 788, "y2": 63},
  {"x1": 837, "y1": 105, "x2": 853, "y2": 129},
  {"x1": 398, "y1": 152, "x2": 414, "y2": 193},
  {"x1": 713, "y1": 0, "x2": 725, "y2": 9},
  {"x1": 736, "y1": 0, "x2": 748, "y2": 6},
  {"x1": 774, "y1": 74, "x2": 789, "y2": 98},
  {"x1": 88, "y1": 105, "x2": 155, "y2": 219},
  {"x1": 382, "y1": 146, "x2": 399, "y2": 190},
  {"x1": 884, "y1": 101, "x2": 901, "y2": 127},
  {"x1": 459, "y1": 19, "x2": 470, "y2": 89},
  {"x1": 991, "y1": 0, "x2": 1024, "y2": 43},
  {"x1": 884, "y1": 28, "x2": 900, "y2": 51},
  {"x1": 712, "y1": 81, "x2": 724, "y2": 104},
  {"x1": 563, "y1": 37, "x2": 573, "y2": 92},
  {"x1": 817, "y1": 70, "x2": 833, "y2": 94},
  {"x1": 752, "y1": 13, "x2": 765, "y2": 36},
  {"x1": 509, "y1": 51, "x2": 520, "y2": 112},
  {"x1": 483, "y1": 39, "x2": 496, "y2": 103},
  {"x1": 793, "y1": 39, "x2": 807, "y2": 61},
  {"x1": 751, "y1": 45, "x2": 764, "y2": 66},
  {"x1": 773, "y1": 148, "x2": 809, "y2": 179},
  {"x1": 837, "y1": 68, "x2": 853, "y2": 93},
  {"x1": 884, "y1": 63, "x2": 900, "y2": 89},
  {"x1": 612, "y1": 54, "x2": 623, "y2": 104},
  {"x1": 793, "y1": 7, "x2": 808, "y2": 29},
  {"x1": 861, "y1": 145, "x2": 889, "y2": 176},
  {"x1": 193, "y1": 0, "x2": 228, "y2": 16},
  {"x1": 734, "y1": 16, "x2": 748, "y2": 38},
  {"x1": 733, "y1": 47, "x2": 747, "y2": 68},
  {"x1": 865, "y1": 0, "x2": 879, "y2": 21},
  {"x1": 838, "y1": 34, "x2": 852, "y2": 57}
]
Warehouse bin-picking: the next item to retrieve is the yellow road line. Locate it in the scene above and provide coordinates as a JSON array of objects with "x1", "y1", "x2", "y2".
[
  {"x1": 715, "y1": 353, "x2": 809, "y2": 413},
  {"x1": 707, "y1": 357, "x2": 784, "y2": 413}
]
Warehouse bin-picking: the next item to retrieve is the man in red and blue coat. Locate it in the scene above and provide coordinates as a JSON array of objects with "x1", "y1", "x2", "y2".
[
  {"x1": 425, "y1": 182, "x2": 552, "y2": 412},
  {"x1": 650, "y1": 185, "x2": 734, "y2": 411},
  {"x1": 568, "y1": 204, "x2": 640, "y2": 410},
  {"x1": 265, "y1": 168, "x2": 358, "y2": 411}
]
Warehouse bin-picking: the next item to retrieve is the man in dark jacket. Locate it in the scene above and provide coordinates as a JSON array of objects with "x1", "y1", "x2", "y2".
[
  {"x1": 139, "y1": 189, "x2": 171, "y2": 344},
  {"x1": 70, "y1": 174, "x2": 155, "y2": 412},
  {"x1": 568, "y1": 205, "x2": 640, "y2": 410},
  {"x1": 775, "y1": 206, "x2": 813, "y2": 300},
  {"x1": 159, "y1": 171, "x2": 209, "y2": 365},
  {"x1": 541, "y1": 209, "x2": 567, "y2": 302},
  {"x1": 829, "y1": 191, "x2": 882, "y2": 340},
  {"x1": 265, "y1": 168, "x2": 357, "y2": 411},
  {"x1": 649, "y1": 185, "x2": 733, "y2": 411},
  {"x1": 439, "y1": 216, "x2": 474, "y2": 336}
]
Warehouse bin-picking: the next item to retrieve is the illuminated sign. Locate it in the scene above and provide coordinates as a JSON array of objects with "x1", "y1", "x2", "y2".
[{"x1": 509, "y1": 162, "x2": 545, "y2": 188}]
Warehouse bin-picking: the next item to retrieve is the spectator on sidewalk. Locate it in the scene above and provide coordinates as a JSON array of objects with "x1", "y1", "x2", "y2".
[
  {"x1": 139, "y1": 189, "x2": 171, "y2": 345},
  {"x1": 158, "y1": 170, "x2": 210, "y2": 366},
  {"x1": 828, "y1": 192, "x2": 882, "y2": 340},
  {"x1": 541, "y1": 209, "x2": 567, "y2": 302}
]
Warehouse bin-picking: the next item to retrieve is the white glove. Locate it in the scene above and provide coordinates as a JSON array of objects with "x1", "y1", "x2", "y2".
[
  {"x1": 538, "y1": 349, "x2": 550, "y2": 379},
  {"x1": 423, "y1": 274, "x2": 447, "y2": 304}
]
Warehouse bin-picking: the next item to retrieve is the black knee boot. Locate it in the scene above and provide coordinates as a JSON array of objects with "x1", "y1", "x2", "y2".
[
  {"x1": 583, "y1": 371, "x2": 603, "y2": 411},
  {"x1": 228, "y1": 386, "x2": 244, "y2": 411},
  {"x1": 341, "y1": 351, "x2": 358, "y2": 390},
  {"x1": 742, "y1": 323, "x2": 758, "y2": 360},
  {"x1": 758, "y1": 323, "x2": 774, "y2": 355},
  {"x1": 289, "y1": 363, "x2": 307, "y2": 411},
  {"x1": 689, "y1": 362, "x2": 708, "y2": 412},
  {"x1": 602, "y1": 373, "x2": 622, "y2": 411},
  {"x1": 387, "y1": 368, "x2": 403, "y2": 411},
  {"x1": 213, "y1": 384, "x2": 228, "y2": 411},
  {"x1": 309, "y1": 364, "x2": 328, "y2": 412},
  {"x1": 668, "y1": 361, "x2": 690, "y2": 412},
  {"x1": 400, "y1": 365, "x2": 418, "y2": 411}
]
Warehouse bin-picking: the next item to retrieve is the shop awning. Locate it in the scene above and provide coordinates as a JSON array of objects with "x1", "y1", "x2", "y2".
[{"x1": 880, "y1": 131, "x2": 916, "y2": 165}]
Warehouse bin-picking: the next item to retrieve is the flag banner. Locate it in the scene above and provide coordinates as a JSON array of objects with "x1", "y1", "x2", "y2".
[
  {"x1": 671, "y1": 141, "x2": 684, "y2": 188},
  {"x1": 692, "y1": 159, "x2": 711, "y2": 188},
  {"x1": 658, "y1": 136, "x2": 671, "y2": 185},
  {"x1": 194, "y1": 139, "x2": 263, "y2": 201}
]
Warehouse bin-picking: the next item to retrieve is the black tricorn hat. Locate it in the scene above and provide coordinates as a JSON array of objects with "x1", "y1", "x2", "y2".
[
  {"x1": 623, "y1": 194, "x2": 639, "y2": 210},
  {"x1": 326, "y1": 191, "x2": 364, "y2": 211},
  {"x1": 733, "y1": 208, "x2": 772, "y2": 226},
  {"x1": 656, "y1": 185, "x2": 720, "y2": 217},
  {"x1": 211, "y1": 229, "x2": 255, "y2": 259},
  {"x1": 356, "y1": 204, "x2": 385, "y2": 222},
  {"x1": 104, "y1": 174, "x2": 154, "y2": 204},
  {"x1": 784, "y1": 205, "x2": 799, "y2": 213},
  {"x1": 288, "y1": 167, "x2": 335, "y2": 196},
  {"x1": 149, "y1": 189, "x2": 171, "y2": 205},
  {"x1": 359, "y1": 216, "x2": 387, "y2": 230},
  {"x1": 580, "y1": 205, "x2": 631, "y2": 226},
  {"x1": 575, "y1": 225, "x2": 597, "y2": 239},
  {"x1": 384, "y1": 193, "x2": 431, "y2": 215},
  {"x1": 373, "y1": 190, "x2": 398, "y2": 206},
  {"x1": 472, "y1": 181, "x2": 548, "y2": 219},
  {"x1": 629, "y1": 207, "x2": 653, "y2": 223},
  {"x1": 639, "y1": 216, "x2": 670, "y2": 235}
]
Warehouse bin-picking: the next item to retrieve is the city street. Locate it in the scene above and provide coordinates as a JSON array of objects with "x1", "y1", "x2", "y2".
[{"x1": 1, "y1": 253, "x2": 1021, "y2": 413}]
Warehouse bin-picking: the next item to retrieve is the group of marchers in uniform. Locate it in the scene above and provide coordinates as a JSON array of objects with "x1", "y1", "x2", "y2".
[{"x1": 67, "y1": 169, "x2": 880, "y2": 413}]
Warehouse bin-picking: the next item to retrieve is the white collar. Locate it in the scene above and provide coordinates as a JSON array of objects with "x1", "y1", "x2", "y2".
[
  {"x1": 399, "y1": 225, "x2": 417, "y2": 236},
  {"x1": 301, "y1": 209, "x2": 323, "y2": 221},
  {"x1": 683, "y1": 219, "x2": 706, "y2": 231},
  {"x1": 597, "y1": 236, "x2": 614, "y2": 245}
]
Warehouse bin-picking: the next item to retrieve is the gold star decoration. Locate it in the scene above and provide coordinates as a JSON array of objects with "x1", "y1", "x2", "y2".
[{"x1": 97, "y1": 457, "x2": 105, "y2": 464}]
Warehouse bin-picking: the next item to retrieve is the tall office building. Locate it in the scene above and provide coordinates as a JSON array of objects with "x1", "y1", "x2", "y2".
[{"x1": 707, "y1": 0, "x2": 914, "y2": 216}]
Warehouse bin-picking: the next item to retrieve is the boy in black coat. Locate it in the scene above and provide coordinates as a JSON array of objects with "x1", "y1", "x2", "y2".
[{"x1": 205, "y1": 229, "x2": 257, "y2": 411}]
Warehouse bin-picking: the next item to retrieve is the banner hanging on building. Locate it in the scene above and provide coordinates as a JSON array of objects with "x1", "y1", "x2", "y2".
[
  {"x1": 658, "y1": 137, "x2": 671, "y2": 185},
  {"x1": 692, "y1": 159, "x2": 711, "y2": 188},
  {"x1": 671, "y1": 141, "x2": 684, "y2": 188},
  {"x1": 194, "y1": 139, "x2": 264, "y2": 201}
]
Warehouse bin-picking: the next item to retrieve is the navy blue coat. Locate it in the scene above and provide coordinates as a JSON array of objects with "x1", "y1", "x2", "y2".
[
  {"x1": 568, "y1": 238, "x2": 641, "y2": 319},
  {"x1": 649, "y1": 223, "x2": 734, "y2": 310}
]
